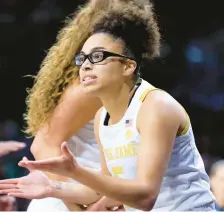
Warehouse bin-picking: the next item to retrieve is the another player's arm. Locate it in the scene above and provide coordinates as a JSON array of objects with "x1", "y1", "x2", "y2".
[
  {"x1": 72, "y1": 91, "x2": 185, "y2": 210},
  {"x1": 30, "y1": 82, "x2": 102, "y2": 208}
]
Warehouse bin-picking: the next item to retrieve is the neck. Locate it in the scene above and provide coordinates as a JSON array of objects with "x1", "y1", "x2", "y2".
[{"x1": 100, "y1": 82, "x2": 136, "y2": 124}]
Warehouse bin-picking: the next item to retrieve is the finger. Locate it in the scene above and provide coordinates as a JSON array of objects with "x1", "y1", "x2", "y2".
[
  {"x1": 0, "y1": 178, "x2": 18, "y2": 184},
  {"x1": 8, "y1": 192, "x2": 32, "y2": 199},
  {"x1": 21, "y1": 157, "x2": 34, "y2": 172},
  {"x1": 61, "y1": 142, "x2": 74, "y2": 159},
  {"x1": 6, "y1": 142, "x2": 26, "y2": 149},
  {"x1": 20, "y1": 157, "x2": 62, "y2": 166},
  {"x1": 18, "y1": 162, "x2": 55, "y2": 173},
  {"x1": 0, "y1": 189, "x2": 22, "y2": 195},
  {"x1": 6, "y1": 141, "x2": 25, "y2": 146},
  {"x1": 0, "y1": 150, "x2": 10, "y2": 156},
  {"x1": 18, "y1": 162, "x2": 35, "y2": 171},
  {"x1": 13, "y1": 142, "x2": 26, "y2": 148},
  {"x1": 0, "y1": 184, "x2": 17, "y2": 190},
  {"x1": 18, "y1": 157, "x2": 63, "y2": 174},
  {"x1": 18, "y1": 163, "x2": 46, "y2": 171},
  {"x1": 18, "y1": 158, "x2": 32, "y2": 166},
  {"x1": 22, "y1": 157, "x2": 28, "y2": 161}
]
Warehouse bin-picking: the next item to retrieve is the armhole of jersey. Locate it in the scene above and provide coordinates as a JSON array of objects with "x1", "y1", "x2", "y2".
[
  {"x1": 139, "y1": 87, "x2": 190, "y2": 137},
  {"x1": 139, "y1": 88, "x2": 161, "y2": 102},
  {"x1": 177, "y1": 111, "x2": 190, "y2": 136}
]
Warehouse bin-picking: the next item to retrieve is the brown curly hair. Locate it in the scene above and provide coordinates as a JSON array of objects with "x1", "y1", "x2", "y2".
[
  {"x1": 24, "y1": 0, "x2": 112, "y2": 136},
  {"x1": 92, "y1": 0, "x2": 161, "y2": 67},
  {"x1": 25, "y1": 0, "x2": 160, "y2": 136}
]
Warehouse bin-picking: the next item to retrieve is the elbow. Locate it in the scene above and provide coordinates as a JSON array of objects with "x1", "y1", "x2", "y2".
[
  {"x1": 134, "y1": 186, "x2": 158, "y2": 211},
  {"x1": 137, "y1": 196, "x2": 156, "y2": 211}
]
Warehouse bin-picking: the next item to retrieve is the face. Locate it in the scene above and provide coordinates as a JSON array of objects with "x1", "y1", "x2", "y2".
[{"x1": 78, "y1": 33, "x2": 136, "y2": 95}]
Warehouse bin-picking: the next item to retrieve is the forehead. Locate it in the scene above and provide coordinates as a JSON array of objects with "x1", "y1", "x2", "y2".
[{"x1": 81, "y1": 33, "x2": 124, "y2": 53}]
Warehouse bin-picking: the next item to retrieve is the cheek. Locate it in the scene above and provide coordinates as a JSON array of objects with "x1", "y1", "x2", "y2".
[{"x1": 96, "y1": 63, "x2": 123, "y2": 81}]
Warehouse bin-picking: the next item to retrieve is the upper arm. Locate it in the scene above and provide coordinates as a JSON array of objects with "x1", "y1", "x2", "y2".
[
  {"x1": 94, "y1": 108, "x2": 110, "y2": 175},
  {"x1": 31, "y1": 82, "x2": 102, "y2": 159},
  {"x1": 136, "y1": 91, "x2": 183, "y2": 196}
]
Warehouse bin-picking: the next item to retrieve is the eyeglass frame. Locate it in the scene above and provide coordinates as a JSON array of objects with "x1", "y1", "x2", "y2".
[{"x1": 74, "y1": 50, "x2": 136, "y2": 67}]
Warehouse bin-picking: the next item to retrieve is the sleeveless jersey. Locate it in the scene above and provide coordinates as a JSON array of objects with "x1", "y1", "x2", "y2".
[{"x1": 99, "y1": 79, "x2": 214, "y2": 211}]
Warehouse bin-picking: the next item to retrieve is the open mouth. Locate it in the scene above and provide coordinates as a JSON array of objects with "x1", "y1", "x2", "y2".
[{"x1": 82, "y1": 75, "x2": 97, "y2": 85}]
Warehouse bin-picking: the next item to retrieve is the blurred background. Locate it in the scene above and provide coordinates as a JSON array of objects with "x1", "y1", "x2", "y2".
[{"x1": 0, "y1": 0, "x2": 223, "y2": 210}]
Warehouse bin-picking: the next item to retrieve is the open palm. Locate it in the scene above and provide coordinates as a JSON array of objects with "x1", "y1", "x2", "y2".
[
  {"x1": 18, "y1": 142, "x2": 77, "y2": 178},
  {"x1": 0, "y1": 169, "x2": 51, "y2": 199}
]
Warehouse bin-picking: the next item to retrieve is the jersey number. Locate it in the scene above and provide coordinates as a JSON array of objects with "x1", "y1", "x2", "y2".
[{"x1": 111, "y1": 166, "x2": 124, "y2": 177}]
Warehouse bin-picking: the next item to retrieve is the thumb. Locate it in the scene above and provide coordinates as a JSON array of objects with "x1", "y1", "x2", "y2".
[
  {"x1": 22, "y1": 157, "x2": 28, "y2": 161},
  {"x1": 19, "y1": 157, "x2": 34, "y2": 172},
  {"x1": 61, "y1": 142, "x2": 73, "y2": 159},
  {"x1": 23, "y1": 157, "x2": 34, "y2": 172}
]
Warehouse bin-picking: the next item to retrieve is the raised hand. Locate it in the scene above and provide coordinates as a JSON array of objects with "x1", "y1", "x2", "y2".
[
  {"x1": 0, "y1": 141, "x2": 26, "y2": 157},
  {"x1": 0, "y1": 157, "x2": 51, "y2": 199},
  {"x1": 18, "y1": 142, "x2": 77, "y2": 178}
]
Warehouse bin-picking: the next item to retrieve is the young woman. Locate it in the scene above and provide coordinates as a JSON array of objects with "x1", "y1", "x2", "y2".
[{"x1": 0, "y1": 0, "x2": 215, "y2": 211}]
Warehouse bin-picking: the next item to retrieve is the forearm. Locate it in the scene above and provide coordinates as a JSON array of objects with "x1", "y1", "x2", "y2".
[
  {"x1": 49, "y1": 180, "x2": 103, "y2": 205},
  {"x1": 72, "y1": 166, "x2": 154, "y2": 210}
]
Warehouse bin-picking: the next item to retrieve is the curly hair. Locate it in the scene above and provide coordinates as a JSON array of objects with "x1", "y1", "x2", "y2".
[
  {"x1": 24, "y1": 0, "x2": 112, "y2": 136},
  {"x1": 92, "y1": 0, "x2": 160, "y2": 68},
  {"x1": 24, "y1": 0, "x2": 160, "y2": 136}
]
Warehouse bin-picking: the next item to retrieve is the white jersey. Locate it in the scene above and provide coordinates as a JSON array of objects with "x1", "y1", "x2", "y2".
[
  {"x1": 27, "y1": 120, "x2": 100, "y2": 212},
  {"x1": 99, "y1": 79, "x2": 215, "y2": 211},
  {"x1": 67, "y1": 120, "x2": 100, "y2": 170}
]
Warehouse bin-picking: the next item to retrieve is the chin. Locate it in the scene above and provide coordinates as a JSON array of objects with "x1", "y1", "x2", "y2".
[{"x1": 83, "y1": 84, "x2": 102, "y2": 96}]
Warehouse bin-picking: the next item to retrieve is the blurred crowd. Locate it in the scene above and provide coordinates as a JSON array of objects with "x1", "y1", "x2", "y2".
[{"x1": 0, "y1": 120, "x2": 33, "y2": 211}]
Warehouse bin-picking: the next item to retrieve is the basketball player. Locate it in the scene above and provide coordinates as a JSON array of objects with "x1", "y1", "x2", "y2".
[{"x1": 0, "y1": 0, "x2": 216, "y2": 211}]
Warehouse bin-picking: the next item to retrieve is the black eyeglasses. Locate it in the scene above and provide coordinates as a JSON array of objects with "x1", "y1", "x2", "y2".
[{"x1": 74, "y1": 50, "x2": 134, "y2": 66}]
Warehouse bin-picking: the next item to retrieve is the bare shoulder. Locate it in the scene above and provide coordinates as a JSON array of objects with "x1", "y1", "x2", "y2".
[
  {"x1": 144, "y1": 90, "x2": 182, "y2": 112},
  {"x1": 138, "y1": 90, "x2": 186, "y2": 131}
]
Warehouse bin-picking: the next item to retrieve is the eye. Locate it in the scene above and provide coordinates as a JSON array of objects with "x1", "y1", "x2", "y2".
[
  {"x1": 75, "y1": 54, "x2": 85, "y2": 65},
  {"x1": 91, "y1": 51, "x2": 104, "y2": 62}
]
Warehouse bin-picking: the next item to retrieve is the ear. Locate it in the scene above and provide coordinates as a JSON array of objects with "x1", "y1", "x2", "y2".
[{"x1": 123, "y1": 60, "x2": 137, "y2": 77}]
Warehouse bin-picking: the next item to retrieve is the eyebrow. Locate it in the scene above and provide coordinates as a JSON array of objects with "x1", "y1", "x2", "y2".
[{"x1": 80, "y1": 47, "x2": 106, "y2": 54}]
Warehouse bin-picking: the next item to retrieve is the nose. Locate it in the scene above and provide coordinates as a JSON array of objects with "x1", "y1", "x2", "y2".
[{"x1": 81, "y1": 57, "x2": 92, "y2": 71}]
